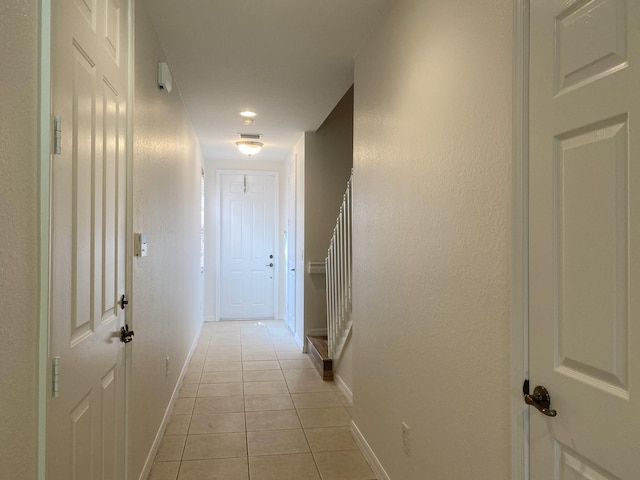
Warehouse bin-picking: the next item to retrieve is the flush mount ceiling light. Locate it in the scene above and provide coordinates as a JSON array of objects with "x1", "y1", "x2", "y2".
[
  {"x1": 236, "y1": 133, "x2": 263, "y2": 156},
  {"x1": 236, "y1": 141, "x2": 263, "y2": 155}
]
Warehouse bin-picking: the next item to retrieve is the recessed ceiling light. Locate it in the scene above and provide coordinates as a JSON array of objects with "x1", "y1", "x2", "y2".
[{"x1": 239, "y1": 111, "x2": 257, "y2": 118}]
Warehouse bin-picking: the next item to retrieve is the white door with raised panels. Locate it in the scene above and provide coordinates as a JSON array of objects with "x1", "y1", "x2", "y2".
[
  {"x1": 529, "y1": 0, "x2": 639, "y2": 477},
  {"x1": 219, "y1": 172, "x2": 277, "y2": 319},
  {"x1": 47, "y1": 0, "x2": 129, "y2": 478}
]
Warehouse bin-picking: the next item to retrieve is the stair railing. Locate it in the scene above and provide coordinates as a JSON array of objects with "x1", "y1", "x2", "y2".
[{"x1": 326, "y1": 169, "x2": 353, "y2": 360}]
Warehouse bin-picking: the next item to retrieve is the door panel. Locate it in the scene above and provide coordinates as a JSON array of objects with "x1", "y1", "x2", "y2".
[
  {"x1": 554, "y1": 0, "x2": 627, "y2": 95},
  {"x1": 555, "y1": 116, "x2": 629, "y2": 393},
  {"x1": 48, "y1": 0, "x2": 128, "y2": 478},
  {"x1": 529, "y1": 0, "x2": 638, "y2": 478},
  {"x1": 219, "y1": 173, "x2": 276, "y2": 319}
]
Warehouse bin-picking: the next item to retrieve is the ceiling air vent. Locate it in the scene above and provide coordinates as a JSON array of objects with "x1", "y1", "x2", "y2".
[{"x1": 239, "y1": 133, "x2": 262, "y2": 140}]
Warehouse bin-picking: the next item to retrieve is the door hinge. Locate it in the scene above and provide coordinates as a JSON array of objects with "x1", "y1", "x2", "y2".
[
  {"x1": 523, "y1": 379, "x2": 530, "y2": 396},
  {"x1": 52, "y1": 356, "x2": 60, "y2": 398},
  {"x1": 53, "y1": 115, "x2": 62, "y2": 155}
]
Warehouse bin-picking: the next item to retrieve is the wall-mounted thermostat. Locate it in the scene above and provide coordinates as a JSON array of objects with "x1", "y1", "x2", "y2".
[{"x1": 135, "y1": 233, "x2": 148, "y2": 257}]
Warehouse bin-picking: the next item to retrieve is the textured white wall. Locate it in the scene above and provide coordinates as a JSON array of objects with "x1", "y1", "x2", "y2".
[
  {"x1": 303, "y1": 87, "x2": 354, "y2": 333},
  {"x1": 0, "y1": 1, "x2": 39, "y2": 477},
  {"x1": 334, "y1": 332, "x2": 353, "y2": 396},
  {"x1": 129, "y1": 4, "x2": 204, "y2": 478},
  {"x1": 352, "y1": 0, "x2": 513, "y2": 478},
  {"x1": 202, "y1": 157, "x2": 287, "y2": 322}
]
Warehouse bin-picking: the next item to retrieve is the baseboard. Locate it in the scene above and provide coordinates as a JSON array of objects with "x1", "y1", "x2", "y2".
[
  {"x1": 298, "y1": 334, "x2": 307, "y2": 353},
  {"x1": 351, "y1": 421, "x2": 391, "y2": 480},
  {"x1": 333, "y1": 372, "x2": 353, "y2": 406},
  {"x1": 203, "y1": 315, "x2": 216, "y2": 322},
  {"x1": 138, "y1": 322, "x2": 202, "y2": 480}
]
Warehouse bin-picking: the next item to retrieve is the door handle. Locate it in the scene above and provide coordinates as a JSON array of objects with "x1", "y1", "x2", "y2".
[
  {"x1": 120, "y1": 324, "x2": 135, "y2": 343},
  {"x1": 266, "y1": 263, "x2": 274, "y2": 267},
  {"x1": 524, "y1": 385, "x2": 557, "y2": 417}
]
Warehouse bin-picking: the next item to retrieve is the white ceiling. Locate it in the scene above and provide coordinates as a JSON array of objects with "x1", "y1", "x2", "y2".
[{"x1": 140, "y1": 0, "x2": 391, "y2": 162}]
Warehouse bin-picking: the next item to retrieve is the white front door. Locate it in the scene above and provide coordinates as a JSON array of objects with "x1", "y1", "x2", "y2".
[
  {"x1": 529, "y1": 0, "x2": 639, "y2": 477},
  {"x1": 219, "y1": 172, "x2": 277, "y2": 319},
  {"x1": 285, "y1": 157, "x2": 297, "y2": 333},
  {"x1": 47, "y1": 0, "x2": 129, "y2": 478}
]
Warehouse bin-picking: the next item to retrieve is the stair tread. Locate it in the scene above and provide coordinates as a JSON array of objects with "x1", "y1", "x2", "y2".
[{"x1": 306, "y1": 335, "x2": 330, "y2": 360}]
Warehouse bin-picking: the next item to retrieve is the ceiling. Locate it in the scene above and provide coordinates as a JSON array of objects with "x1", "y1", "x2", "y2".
[{"x1": 140, "y1": 0, "x2": 391, "y2": 162}]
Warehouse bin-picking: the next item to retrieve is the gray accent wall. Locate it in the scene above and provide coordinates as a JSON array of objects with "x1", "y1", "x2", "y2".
[{"x1": 303, "y1": 86, "x2": 354, "y2": 334}]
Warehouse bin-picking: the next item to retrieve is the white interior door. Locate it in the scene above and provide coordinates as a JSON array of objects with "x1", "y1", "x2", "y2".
[
  {"x1": 529, "y1": 0, "x2": 639, "y2": 477},
  {"x1": 285, "y1": 156, "x2": 297, "y2": 333},
  {"x1": 219, "y1": 172, "x2": 277, "y2": 319},
  {"x1": 47, "y1": 0, "x2": 129, "y2": 478}
]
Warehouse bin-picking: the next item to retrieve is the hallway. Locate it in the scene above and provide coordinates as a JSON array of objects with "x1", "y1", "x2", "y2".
[
  {"x1": 148, "y1": 320, "x2": 375, "y2": 480},
  {"x1": 1, "y1": 0, "x2": 531, "y2": 477}
]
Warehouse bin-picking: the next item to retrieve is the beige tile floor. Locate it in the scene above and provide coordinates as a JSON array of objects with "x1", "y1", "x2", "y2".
[{"x1": 148, "y1": 320, "x2": 377, "y2": 480}]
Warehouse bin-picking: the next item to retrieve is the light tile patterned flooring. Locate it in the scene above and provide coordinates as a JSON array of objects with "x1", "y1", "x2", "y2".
[{"x1": 148, "y1": 320, "x2": 377, "y2": 480}]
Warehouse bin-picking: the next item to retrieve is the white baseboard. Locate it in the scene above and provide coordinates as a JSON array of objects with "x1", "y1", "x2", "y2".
[
  {"x1": 333, "y1": 372, "x2": 353, "y2": 406},
  {"x1": 203, "y1": 315, "x2": 216, "y2": 322},
  {"x1": 138, "y1": 322, "x2": 202, "y2": 480},
  {"x1": 351, "y1": 421, "x2": 391, "y2": 480}
]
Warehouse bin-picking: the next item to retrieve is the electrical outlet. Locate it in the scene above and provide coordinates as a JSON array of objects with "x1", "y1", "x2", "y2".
[
  {"x1": 401, "y1": 422, "x2": 410, "y2": 456},
  {"x1": 165, "y1": 357, "x2": 170, "y2": 377}
]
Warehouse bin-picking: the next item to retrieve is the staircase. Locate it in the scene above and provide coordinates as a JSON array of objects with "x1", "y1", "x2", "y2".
[
  {"x1": 306, "y1": 171, "x2": 353, "y2": 381},
  {"x1": 326, "y1": 170, "x2": 352, "y2": 362}
]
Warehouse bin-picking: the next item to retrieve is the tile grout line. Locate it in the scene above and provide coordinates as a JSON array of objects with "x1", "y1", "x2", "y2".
[{"x1": 239, "y1": 337, "x2": 252, "y2": 479}]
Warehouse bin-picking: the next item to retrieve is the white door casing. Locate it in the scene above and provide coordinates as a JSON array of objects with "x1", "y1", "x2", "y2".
[
  {"x1": 218, "y1": 171, "x2": 277, "y2": 319},
  {"x1": 286, "y1": 156, "x2": 297, "y2": 333},
  {"x1": 47, "y1": 0, "x2": 129, "y2": 478},
  {"x1": 529, "y1": 0, "x2": 639, "y2": 478}
]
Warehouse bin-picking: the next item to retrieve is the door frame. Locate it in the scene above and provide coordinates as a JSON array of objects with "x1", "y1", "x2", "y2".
[
  {"x1": 37, "y1": 2, "x2": 52, "y2": 477},
  {"x1": 36, "y1": 1, "x2": 135, "y2": 478},
  {"x1": 285, "y1": 154, "x2": 297, "y2": 334},
  {"x1": 512, "y1": 1, "x2": 529, "y2": 479},
  {"x1": 215, "y1": 169, "x2": 280, "y2": 321}
]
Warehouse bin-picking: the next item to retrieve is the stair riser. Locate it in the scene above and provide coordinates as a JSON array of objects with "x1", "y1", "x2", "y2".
[{"x1": 305, "y1": 336, "x2": 333, "y2": 381}]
